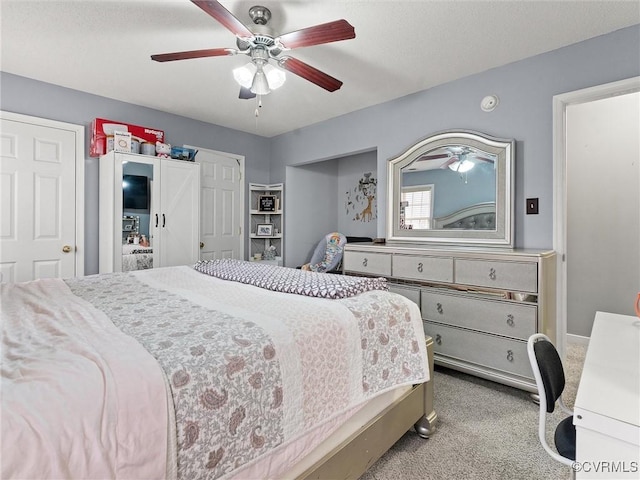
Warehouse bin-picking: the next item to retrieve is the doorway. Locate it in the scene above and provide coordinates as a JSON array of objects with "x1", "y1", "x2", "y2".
[
  {"x1": 0, "y1": 111, "x2": 84, "y2": 282},
  {"x1": 553, "y1": 77, "x2": 640, "y2": 357}
]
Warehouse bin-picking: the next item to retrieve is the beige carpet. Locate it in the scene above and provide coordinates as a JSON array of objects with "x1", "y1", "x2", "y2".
[{"x1": 360, "y1": 342, "x2": 587, "y2": 480}]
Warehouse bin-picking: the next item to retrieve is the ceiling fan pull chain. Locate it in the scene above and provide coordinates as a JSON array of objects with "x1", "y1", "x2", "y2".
[{"x1": 254, "y1": 95, "x2": 263, "y2": 118}]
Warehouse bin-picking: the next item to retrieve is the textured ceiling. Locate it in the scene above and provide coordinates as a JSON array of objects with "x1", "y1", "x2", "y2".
[{"x1": 1, "y1": 0, "x2": 639, "y2": 137}]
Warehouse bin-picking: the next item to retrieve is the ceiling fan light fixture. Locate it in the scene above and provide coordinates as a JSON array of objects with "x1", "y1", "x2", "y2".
[
  {"x1": 233, "y1": 63, "x2": 256, "y2": 88},
  {"x1": 251, "y1": 66, "x2": 271, "y2": 95},
  {"x1": 448, "y1": 159, "x2": 475, "y2": 173},
  {"x1": 263, "y1": 63, "x2": 286, "y2": 90}
]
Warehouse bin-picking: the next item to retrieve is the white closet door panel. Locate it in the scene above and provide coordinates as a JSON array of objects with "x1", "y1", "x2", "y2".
[{"x1": 159, "y1": 160, "x2": 200, "y2": 267}]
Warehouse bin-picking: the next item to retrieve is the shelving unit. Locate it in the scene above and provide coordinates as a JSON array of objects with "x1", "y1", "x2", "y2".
[{"x1": 249, "y1": 183, "x2": 283, "y2": 265}]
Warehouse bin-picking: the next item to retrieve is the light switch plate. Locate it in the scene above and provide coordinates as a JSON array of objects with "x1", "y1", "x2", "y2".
[{"x1": 526, "y1": 198, "x2": 539, "y2": 215}]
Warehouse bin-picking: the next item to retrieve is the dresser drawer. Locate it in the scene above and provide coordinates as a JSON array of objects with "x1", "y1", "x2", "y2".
[
  {"x1": 343, "y1": 251, "x2": 391, "y2": 276},
  {"x1": 388, "y1": 283, "x2": 421, "y2": 308},
  {"x1": 424, "y1": 322, "x2": 533, "y2": 379},
  {"x1": 454, "y1": 259, "x2": 538, "y2": 293},
  {"x1": 421, "y1": 290, "x2": 537, "y2": 340},
  {"x1": 392, "y1": 254, "x2": 453, "y2": 283}
]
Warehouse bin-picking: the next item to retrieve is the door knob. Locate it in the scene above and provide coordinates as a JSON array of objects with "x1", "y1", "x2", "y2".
[
  {"x1": 200, "y1": 242, "x2": 204, "y2": 249},
  {"x1": 62, "y1": 245, "x2": 72, "y2": 253}
]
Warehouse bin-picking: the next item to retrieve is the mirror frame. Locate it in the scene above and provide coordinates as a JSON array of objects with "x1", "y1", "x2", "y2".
[{"x1": 387, "y1": 130, "x2": 515, "y2": 247}]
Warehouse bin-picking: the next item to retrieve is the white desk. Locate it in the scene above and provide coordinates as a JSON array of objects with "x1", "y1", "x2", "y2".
[{"x1": 574, "y1": 311, "x2": 640, "y2": 479}]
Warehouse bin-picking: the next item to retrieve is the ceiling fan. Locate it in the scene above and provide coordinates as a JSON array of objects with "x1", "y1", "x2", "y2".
[
  {"x1": 151, "y1": 0, "x2": 356, "y2": 99},
  {"x1": 415, "y1": 147, "x2": 496, "y2": 172}
]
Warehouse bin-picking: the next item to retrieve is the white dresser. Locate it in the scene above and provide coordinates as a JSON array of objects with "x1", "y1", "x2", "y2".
[{"x1": 343, "y1": 243, "x2": 556, "y2": 392}]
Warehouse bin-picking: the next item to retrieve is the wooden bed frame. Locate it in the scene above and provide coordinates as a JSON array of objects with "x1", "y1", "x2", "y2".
[{"x1": 297, "y1": 335, "x2": 437, "y2": 479}]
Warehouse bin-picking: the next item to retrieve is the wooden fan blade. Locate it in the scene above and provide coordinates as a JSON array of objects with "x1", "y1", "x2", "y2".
[
  {"x1": 439, "y1": 157, "x2": 459, "y2": 169},
  {"x1": 191, "y1": 0, "x2": 253, "y2": 38},
  {"x1": 474, "y1": 155, "x2": 495, "y2": 163},
  {"x1": 418, "y1": 153, "x2": 450, "y2": 161},
  {"x1": 278, "y1": 19, "x2": 355, "y2": 49},
  {"x1": 239, "y1": 86, "x2": 256, "y2": 99},
  {"x1": 280, "y1": 57, "x2": 343, "y2": 92},
  {"x1": 151, "y1": 48, "x2": 234, "y2": 62}
]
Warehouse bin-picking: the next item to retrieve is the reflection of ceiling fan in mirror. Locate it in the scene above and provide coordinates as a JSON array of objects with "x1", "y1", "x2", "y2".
[
  {"x1": 151, "y1": 0, "x2": 356, "y2": 100},
  {"x1": 413, "y1": 146, "x2": 496, "y2": 172}
]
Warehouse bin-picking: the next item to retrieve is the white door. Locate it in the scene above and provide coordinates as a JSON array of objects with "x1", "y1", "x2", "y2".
[
  {"x1": 188, "y1": 147, "x2": 244, "y2": 261},
  {"x1": 0, "y1": 112, "x2": 84, "y2": 283},
  {"x1": 158, "y1": 160, "x2": 200, "y2": 267}
]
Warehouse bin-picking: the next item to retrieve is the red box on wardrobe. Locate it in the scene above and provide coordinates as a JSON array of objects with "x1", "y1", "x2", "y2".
[{"x1": 90, "y1": 118, "x2": 165, "y2": 157}]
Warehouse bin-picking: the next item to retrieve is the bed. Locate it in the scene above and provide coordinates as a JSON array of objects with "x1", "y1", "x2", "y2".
[
  {"x1": 432, "y1": 201, "x2": 496, "y2": 230},
  {"x1": 1, "y1": 260, "x2": 436, "y2": 479},
  {"x1": 122, "y1": 243, "x2": 154, "y2": 271}
]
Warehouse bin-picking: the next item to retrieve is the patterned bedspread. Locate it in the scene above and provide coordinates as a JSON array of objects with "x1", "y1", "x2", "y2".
[{"x1": 62, "y1": 265, "x2": 428, "y2": 479}]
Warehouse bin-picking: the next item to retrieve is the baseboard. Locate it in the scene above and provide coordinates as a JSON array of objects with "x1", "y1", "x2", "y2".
[{"x1": 567, "y1": 333, "x2": 589, "y2": 346}]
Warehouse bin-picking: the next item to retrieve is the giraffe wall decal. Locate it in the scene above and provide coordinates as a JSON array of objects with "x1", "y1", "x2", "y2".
[{"x1": 345, "y1": 172, "x2": 377, "y2": 222}]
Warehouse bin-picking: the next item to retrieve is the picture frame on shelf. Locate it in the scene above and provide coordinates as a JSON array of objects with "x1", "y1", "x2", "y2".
[
  {"x1": 256, "y1": 224, "x2": 274, "y2": 236},
  {"x1": 258, "y1": 195, "x2": 277, "y2": 212}
]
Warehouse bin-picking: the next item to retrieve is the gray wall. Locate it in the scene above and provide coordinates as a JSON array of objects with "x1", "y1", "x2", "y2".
[
  {"x1": 566, "y1": 92, "x2": 640, "y2": 336},
  {"x1": 0, "y1": 73, "x2": 270, "y2": 274},
  {"x1": 270, "y1": 25, "x2": 640, "y2": 251},
  {"x1": 2, "y1": 25, "x2": 639, "y2": 335},
  {"x1": 285, "y1": 160, "x2": 339, "y2": 267}
]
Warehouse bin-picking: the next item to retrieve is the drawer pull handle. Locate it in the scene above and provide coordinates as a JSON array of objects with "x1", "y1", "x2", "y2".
[
  {"x1": 362, "y1": 258, "x2": 368, "y2": 267},
  {"x1": 417, "y1": 262, "x2": 423, "y2": 273},
  {"x1": 435, "y1": 334, "x2": 442, "y2": 345},
  {"x1": 506, "y1": 314, "x2": 514, "y2": 327},
  {"x1": 489, "y1": 267, "x2": 496, "y2": 280},
  {"x1": 506, "y1": 350, "x2": 514, "y2": 362},
  {"x1": 436, "y1": 303, "x2": 443, "y2": 314}
]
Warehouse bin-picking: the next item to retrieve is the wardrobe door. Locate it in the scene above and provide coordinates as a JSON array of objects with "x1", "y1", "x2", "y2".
[{"x1": 157, "y1": 159, "x2": 200, "y2": 267}]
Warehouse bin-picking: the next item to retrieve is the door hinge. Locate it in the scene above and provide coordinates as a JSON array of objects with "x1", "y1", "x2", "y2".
[{"x1": 239, "y1": 225, "x2": 242, "y2": 235}]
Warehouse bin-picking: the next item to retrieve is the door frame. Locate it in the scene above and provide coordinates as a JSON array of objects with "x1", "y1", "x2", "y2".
[
  {"x1": 185, "y1": 145, "x2": 245, "y2": 261},
  {"x1": 0, "y1": 110, "x2": 85, "y2": 277},
  {"x1": 552, "y1": 76, "x2": 640, "y2": 357}
]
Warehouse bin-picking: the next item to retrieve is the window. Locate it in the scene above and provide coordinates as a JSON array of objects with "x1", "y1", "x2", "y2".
[{"x1": 401, "y1": 185, "x2": 434, "y2": 229}]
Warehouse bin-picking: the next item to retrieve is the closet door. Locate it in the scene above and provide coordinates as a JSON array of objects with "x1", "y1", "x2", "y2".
[{"x1": 158, "y1": 159, "x2": 200, "y2": 267}]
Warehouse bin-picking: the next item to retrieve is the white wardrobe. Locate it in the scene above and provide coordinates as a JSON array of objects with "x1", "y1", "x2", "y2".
[{"x1": 99, "y1": 151, "x2": 200, "y2": 273}]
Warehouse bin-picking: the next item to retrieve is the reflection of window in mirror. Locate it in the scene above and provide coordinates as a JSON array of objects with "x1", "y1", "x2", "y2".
[{"x1": 401, "y1": 185, "x2": 434, "y2": 230}]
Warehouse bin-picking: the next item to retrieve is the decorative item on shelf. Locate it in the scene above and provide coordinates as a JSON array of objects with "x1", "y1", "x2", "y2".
[
  {"x1": 256, "y1": 223, "x2": 273, "y2": 236},
  {"x1": 156, "y1": 142, "x2": 171, "y2": 158},
  {"x1": 139, "y1": 235, "x2": 150, "y2": 247},
  {"x1": 113, "y1": 131, "x2": 132, "y2": 153},
  {"x1": 258, "y1": 195, "x2": 276, "y2": 212},
  {"x1": 263, "y1": 245, "x2": 277, "y2": 260},
  {"x1": 140, "y1": 141, "x2": 156, "y2": 156},
  {"x1": 170, "y1": 146, "x2": 198, "y2": 162}
]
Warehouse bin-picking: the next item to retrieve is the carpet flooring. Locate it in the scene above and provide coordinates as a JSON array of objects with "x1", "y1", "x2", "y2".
[{"x1": 360, "y1": 342, "x2": 587, "y2": 480}]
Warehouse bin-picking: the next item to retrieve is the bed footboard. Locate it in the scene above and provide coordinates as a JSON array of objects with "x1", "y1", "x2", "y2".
[{"x1": 414, "y1": 335, "x2": 438, "y2": 438}]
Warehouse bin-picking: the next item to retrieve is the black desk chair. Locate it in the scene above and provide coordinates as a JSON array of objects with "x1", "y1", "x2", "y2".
[{"x1": 527, "y1": 334, "x2": 576, "y2": 477}]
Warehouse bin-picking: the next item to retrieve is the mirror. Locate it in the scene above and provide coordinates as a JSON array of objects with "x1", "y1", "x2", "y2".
[
  {"x1": 121, "y1": 160, "x2": 155, "y2": 271},
  {"x1": 387, "y1": 130, "x2": 514, "y2": 247}
]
